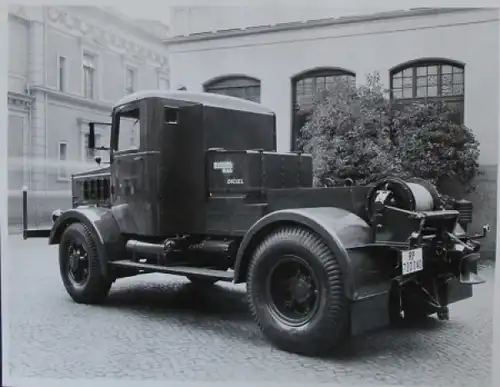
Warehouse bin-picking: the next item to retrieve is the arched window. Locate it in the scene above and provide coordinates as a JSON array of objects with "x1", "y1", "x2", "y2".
[
  {"x1": 204, "y1": 75, "x2": 261, "y2": 103},
  {"x1": 291, "y1": 68, "x2": 356, "y2": 150},
  {"x1": 390, "y1": 59, "x2": 465, "y2": 123}
]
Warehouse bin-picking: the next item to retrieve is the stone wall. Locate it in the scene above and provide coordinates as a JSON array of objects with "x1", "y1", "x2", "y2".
[{"x1": 466, "y1": 165, "x2": 497, "y2": 260}]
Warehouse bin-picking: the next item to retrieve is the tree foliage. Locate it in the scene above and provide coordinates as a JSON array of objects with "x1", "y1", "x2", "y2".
[{"x1": 299, "y1": 72, "x2": 481, "y2": 196}]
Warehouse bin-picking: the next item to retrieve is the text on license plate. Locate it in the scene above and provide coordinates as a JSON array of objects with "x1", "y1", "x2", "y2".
[{"x1": 401, "y1": 248, "x2": 423, "y2": 275}]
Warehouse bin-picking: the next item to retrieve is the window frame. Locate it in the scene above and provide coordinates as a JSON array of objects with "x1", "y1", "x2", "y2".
[
  {"x1": 57, "y1": 54, "x2": 67, "y2": 92},
  {"x1": 290, "y1": 67, "x2": 356, "y2": 151},
  {"x1": 389, "y1": 59, "x2": 465, "y2": 124},
  {"x1": 124, "y1": 65, "x2": 137, "y2": 95},
  {"x1": 204, "y1": 75, "x2": 261, "y2": 103},
  {"x1": 112, "y1": 102, "x2": 142, "y2": 153},
  {"x1": 57, "y1": 141, "x2": 69, "y2": 181},
  {"x1": 82, "y1": 52, "x2": 97, "y2": 100},
  {"x1": 164, "y1": 107, "x2": 180, "y2": 125}
]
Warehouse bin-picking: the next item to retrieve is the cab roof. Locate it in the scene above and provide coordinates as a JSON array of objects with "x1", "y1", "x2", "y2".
[{"x1": 113, "y1": 90, "x2": 275, "y2": 116}]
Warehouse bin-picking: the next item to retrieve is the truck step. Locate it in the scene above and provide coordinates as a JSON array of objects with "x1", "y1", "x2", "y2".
[{"x1": 109, "y1": 260, "x2": 234, "y2": 282}]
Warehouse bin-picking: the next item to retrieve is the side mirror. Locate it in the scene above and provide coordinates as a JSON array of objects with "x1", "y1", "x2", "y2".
[
  {"x1": 94, "y1": 155, "x2": 102, "y2": 166},
  {"x1": 88, "y1": 123, "x2": 95, "y2": 149}
]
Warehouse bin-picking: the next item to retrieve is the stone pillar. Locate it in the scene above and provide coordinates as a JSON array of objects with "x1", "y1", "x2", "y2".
[{"x1": 27, "y1": 18, "x2": 47, "y2": 193}]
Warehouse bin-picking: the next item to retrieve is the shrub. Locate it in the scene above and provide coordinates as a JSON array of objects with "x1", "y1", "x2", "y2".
[{"x1": 299, "y1": 72, "x2": 481, "y2": 199}]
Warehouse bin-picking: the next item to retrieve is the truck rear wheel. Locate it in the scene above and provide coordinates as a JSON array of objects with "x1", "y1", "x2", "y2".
[
  {"x1": 59, "y1": 223, "x2": 112, "y2": 304},
  {"x1": 246, "y1": 227, "x2": 349, "y2": 356}
]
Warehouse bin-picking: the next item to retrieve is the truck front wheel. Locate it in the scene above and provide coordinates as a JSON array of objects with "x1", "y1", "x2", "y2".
[
  {"x1": 246, "y1": 227, "x2": 349, "y2": 356},
  {"x1": 59, "y1": 223, "x2": 112, "y2": 304}
]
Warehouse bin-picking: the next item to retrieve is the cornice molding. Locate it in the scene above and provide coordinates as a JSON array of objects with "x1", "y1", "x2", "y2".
[
  {"x1": 8, "y1": 6, "x2": 30, "y2": 22},
  {"x1": 30, "y1": 84, "x2": 113, "y2": 112},
  {"x1": 165, "y1": 7, "x2": 491, "y2": 44},
  {"x1": 8, "y1": 91, "x2": 34, "y2": 110},
  {"x1": 46, "y1": 6, "x2": 169, "y2": 73},
  {"x1": 77, "y1": 117, "x2": 93, "y2": 124},
  {"x1": 121, "y1": 52, "x2": 147, "y2": 66}
]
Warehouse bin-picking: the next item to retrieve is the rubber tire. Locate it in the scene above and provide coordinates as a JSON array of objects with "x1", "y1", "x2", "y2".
[
  {"x1": 186, "y1": 276, "x2": 219, "y2": 286},
  {"x1": 59, "y1": 223, "x2": 112, "y2": 304},
  {"x1": 247, "y1": 227, "x2": 349, "y2": 356}
]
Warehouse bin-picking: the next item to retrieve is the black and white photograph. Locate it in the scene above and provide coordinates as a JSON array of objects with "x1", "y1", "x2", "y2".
[{"x1": 3, "y1": 3, "x2": 500, "y2": 387}]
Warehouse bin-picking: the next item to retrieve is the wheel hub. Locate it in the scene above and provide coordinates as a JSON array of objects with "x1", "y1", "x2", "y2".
[
  {"x1": 289, "y1": 275, "x2": 313, "y2": 304},
  {"x1": 67, "y1": 244, "x2": 89, "y2": 285},
  {"x1": 266, "y1": 256, "x2": 320, "y2": 326}
]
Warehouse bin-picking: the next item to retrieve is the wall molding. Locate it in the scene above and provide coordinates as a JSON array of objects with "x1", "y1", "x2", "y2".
[
  {"x1": 8, "y1": 91, "x2": 34, "y2": 111},
  {"x1": 30, "y1": 84, "x2": 113, "y2": 112},
  {"x1": 166, "y1": 7, "x2": 492, "y2": 44},
  {"x1": 8, "y1": 7, "x2": 30, "y2": 23},
  {"x1": 45, "y1": 6, "x2": 169, "y2": 74}
]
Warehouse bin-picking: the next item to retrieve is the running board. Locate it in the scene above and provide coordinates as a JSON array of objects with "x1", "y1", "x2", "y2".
[{"x1": 109, "y1": 260, "x2": 234, "y2": 282}]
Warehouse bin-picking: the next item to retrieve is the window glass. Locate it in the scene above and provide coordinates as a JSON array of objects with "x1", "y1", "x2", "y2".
[
  {"x1": 291, "y1": 69, "x2": 356, "y2": 150},
  {"x1": 205, "y1": 76, "x2": 261, "y2": 103},
  {"x1": 390, "y1": 61, "x2": 465, "y2": 124},
  {"x1": 117, "y1": 108, "x2": 141, "y2": 151}
]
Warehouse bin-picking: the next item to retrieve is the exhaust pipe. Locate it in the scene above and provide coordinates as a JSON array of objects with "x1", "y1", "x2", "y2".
[
  {"x1": 125, "y1": 239, "x2": 237, "y2": 261},
  {"x1": 126, "y1": 240, "x2": 165, "y2": 261}
]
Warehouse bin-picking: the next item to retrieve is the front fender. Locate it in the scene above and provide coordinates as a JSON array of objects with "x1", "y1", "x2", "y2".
[
  {"x1": 233, "y1": 207, "x2": 373, "y2": 299},
  {"x1": 49, "y1": 206, "x2": 125, "y2": 279}
]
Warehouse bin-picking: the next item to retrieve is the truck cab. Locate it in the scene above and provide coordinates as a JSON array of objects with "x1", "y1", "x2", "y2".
[
  {"x1": 21, "y1": 90, "x2": 490, "y2": 357},
  {"x1": 76, "y1": 90, "x2": 282, "y2": 235}
]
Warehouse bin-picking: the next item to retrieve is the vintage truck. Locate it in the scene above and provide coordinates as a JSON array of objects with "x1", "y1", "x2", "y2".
[{"x1": 22, "y1": 90, "x2": 489, "y2": 356}]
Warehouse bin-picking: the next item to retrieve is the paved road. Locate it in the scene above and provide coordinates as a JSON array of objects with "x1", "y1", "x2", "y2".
[{"x1": 6, "y1": 235, "x2": 495, "y2": 386}]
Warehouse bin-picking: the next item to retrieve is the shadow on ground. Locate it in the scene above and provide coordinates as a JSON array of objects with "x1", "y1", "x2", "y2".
[
  {"x1": 95, "y1": 277, "x2": 467, "y2": 361},
  {"x1": 102, "y1": 281, "x2": 251, "y2": 322}
]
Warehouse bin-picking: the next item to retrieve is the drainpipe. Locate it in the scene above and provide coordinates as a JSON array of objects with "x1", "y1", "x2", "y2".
[
  {"x1": 26, "y1": 20, "x2": 33, "y2": 192},
  {"x1": 26, "y1": 85, "x2": 33, "y2": 191},
  {"x1": 43, "y1": 7, "x2": 48, "y2": 193}
]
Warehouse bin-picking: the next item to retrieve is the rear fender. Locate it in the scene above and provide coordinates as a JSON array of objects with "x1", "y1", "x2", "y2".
[
  {"x1": 49, "y1": 207, "x2": 125, "y2": 279},
  {"x1": 234, "y1": 207, "x2": 392, "y2": 300}
]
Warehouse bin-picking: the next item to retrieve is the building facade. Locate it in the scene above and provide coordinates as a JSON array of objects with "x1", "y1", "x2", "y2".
[
  {"x1": 8, "y1": 5, "x2": 170, "y2": 226},
  {"x1": 167, "y1": 7, "x2": 499, "y2": 257}
]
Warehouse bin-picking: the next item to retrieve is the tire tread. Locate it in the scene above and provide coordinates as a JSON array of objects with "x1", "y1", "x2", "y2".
[
  {"x1": 59, "y1": 222, "x2": 112, "y2": 304},
  {"x1": 246, "y1": 226, "x2": 349, "y2": 356}
]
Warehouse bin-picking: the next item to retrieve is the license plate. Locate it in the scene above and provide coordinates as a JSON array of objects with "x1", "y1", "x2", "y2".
[{"x1": 401, "y1": 248, "x2": 423, "y2": 275}]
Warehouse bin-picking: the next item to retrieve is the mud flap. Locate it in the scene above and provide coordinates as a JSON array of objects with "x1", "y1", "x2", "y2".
[
  {"x1": 447, "y1": 279, "x2": 473, "y2": 304},
  {"x1": 350, "y1": 282, "x2": 392, "y2": 336},
  {"x1": 459, "y1": 253, "x2": 485, "y2": 285},
  {"x1": 347, "y1": 246, "x2": 394, "y2": 336}
]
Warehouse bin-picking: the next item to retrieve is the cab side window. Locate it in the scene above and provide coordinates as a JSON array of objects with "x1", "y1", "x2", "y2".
[
  {"x1": 164, "y1": 107, "x2": 179, "y2": 125},
  {"x1": 117, "y1": 107, "x2": 141, "y2": 151}
]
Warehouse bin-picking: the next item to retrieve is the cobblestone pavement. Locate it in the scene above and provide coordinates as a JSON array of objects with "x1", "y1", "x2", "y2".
[{"x1": 6, "y1": 235, "x2": 495, "y2": 386}]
